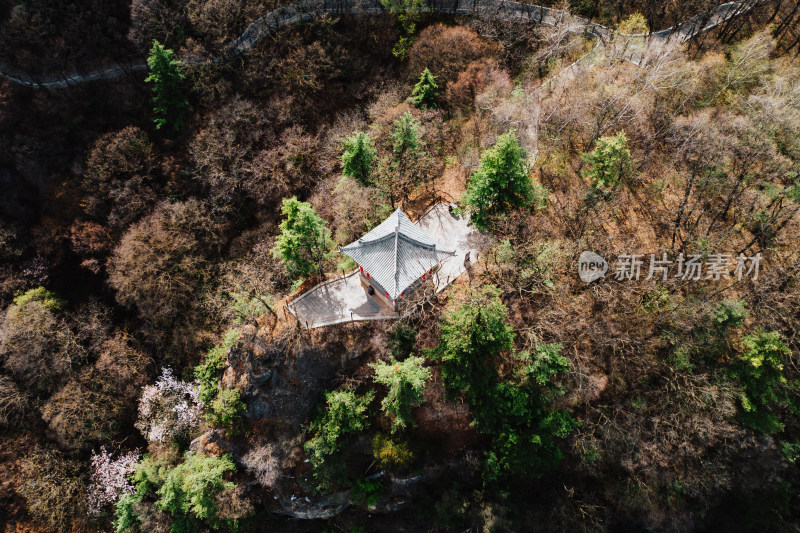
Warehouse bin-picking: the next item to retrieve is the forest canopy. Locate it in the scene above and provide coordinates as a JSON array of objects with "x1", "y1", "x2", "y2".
[{"x1": 0, "y1": 0, "x2": 800, "y2": 531}]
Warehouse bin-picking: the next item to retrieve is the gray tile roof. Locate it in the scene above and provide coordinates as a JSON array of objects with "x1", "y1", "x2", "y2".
[{"x1": 339, "y1": 208, "x2": 455, "y2": 300}]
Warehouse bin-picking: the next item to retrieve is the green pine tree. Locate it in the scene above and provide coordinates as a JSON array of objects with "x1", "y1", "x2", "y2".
[
  {"x1": 341, "y1": 131, "x2": 376, "y2": 186},
  {"x1": 304, "y1": 390, "x2": 374, "y2": 490},
  {"x1": 410, "y1": 67, "x2": 438, "y2": 109},
  {"x1": 145, "y1": 40, "x2": 190, "y2": 135},
  {"x1": 383, "y1": 111, "x2": 424, "y2": 208},
  {"x1": 391, "y1": 111, "x2": 422, "y2": 156},
  {"x1": 729, "y1": 330, "x2": 796, "y2": 434},
  {"x1": 427, "y1": 286, "x2": 577, "y2": 481},
  {"x1": 156, "y1": 453, "x2": 235, "y2": 530},
  {"x1": 464, "y1": 130, "x2": 546, "y2": 231},
  {"x1": 115, "y1": 453, "x2": 239, "y2": 532},
  {"x1": 272, "y1": 197, "x2": 335, "y2": 280},
  {"x1": 581, "y1": 131, "x2": 636, "y2": 189},
  {"x1": 429, "y1": 285, "x2": 514, "y2": 405},
  {"x1": 370, "y1": 355, "x2": 431, "y2": 432},
  {"x1": 381, "y1": 0, "x2": 425, "y2": 60}
]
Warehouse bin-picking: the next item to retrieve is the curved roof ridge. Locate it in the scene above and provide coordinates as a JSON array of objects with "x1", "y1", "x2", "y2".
[
  {"x1": 339, "y1": 231, "x2": 396, "y2": 251},
  {"x1": 393, "y1": 223, "x2": 400, "y2": 297},
  {"x1": 397, "y1": 233, "x2": 455, "y2": 254},
  {"x1": 338, "y1": 207, "x2": 457, "y2": 300}
]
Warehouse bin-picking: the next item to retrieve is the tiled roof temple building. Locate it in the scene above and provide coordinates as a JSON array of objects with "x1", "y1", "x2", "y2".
[{"x1": 339, "y1": 209, "x2": 455, "y2": 310}]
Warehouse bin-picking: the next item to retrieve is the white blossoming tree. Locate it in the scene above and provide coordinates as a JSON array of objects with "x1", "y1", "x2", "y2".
[
  {"x1": 135, "y1": 367, "x2": 204, "y2": 444},
  {"x1": 87, "y1": 447, "x2": 140, "y2": 515}
]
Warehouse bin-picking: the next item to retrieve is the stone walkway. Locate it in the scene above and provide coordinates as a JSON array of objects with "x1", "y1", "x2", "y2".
[
  {"x1": 289, "y1": 203, "x2": 481, "y2": 329},
  {"x1": 418, "y1": 203, "x2": 484, "y2": 293},
  {"x1": 290, "y1": 271, "x2": 399, "y2": 329}
]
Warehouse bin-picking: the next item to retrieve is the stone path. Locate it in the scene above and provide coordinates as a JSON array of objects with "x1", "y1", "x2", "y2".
[
  {"x1": 545, "y1": 0, "x2": 766, "y2": 90},
  {"x1": 289, "y1": 203, "x2": 480, "y2": 329},
  {"x1": 289, "y1": 271, "x2": 399, "y2": 329},
  {"x1": 418, "y1": 203, "x2": 484, "y2": 293},
  {"x1": 0, "y1": 0, "x2": 768, "y2": 89}
]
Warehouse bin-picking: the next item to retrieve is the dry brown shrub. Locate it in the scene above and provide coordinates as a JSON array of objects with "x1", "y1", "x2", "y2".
[
  {"x1": 107, "y1": 200, "x2": 217, "y2": 326},
  {"x1": 182, "y1": 48, "x2": 235, "y2": 108},
  {"x1": 41, "y1": 333, "x2": 151, "y2": 451},
  {"x1": 85, "y1": 127, "x2": 151, "y2": 185},
  {"x1": 185, "y1": 0, "x2": 244, "y2": 50},
  {"x1": 18, "y1": 447, "x2": 89, "y2": 533},
  {"x1": 406, "y1": 24, "x2": 502, "y2": 86},
  {"x1": 665, "y1": 108, "x2": 794, "y2": 254},
  {"x1": 372, "y1": 101, "x2": 415, "y2": 137},
  {"x1": 271, "y1": 41, "x2": 341, "y2": 95},
  {"x1": 130, "y1": 499, "x2": 172, "y2": 533},
  {"x1": 189, "y1": 97, "x2": 270, "y2": 207},
  {"x1": 94, "y1": 333, "x2": 153, "y2": 397},
  {"x1": 241, "y1": 444, "x2": 281, "y2": 489},
  {"x1": 367, "y1": 83, "x2": 405, "y2": 123},
  {"x1": 0, "y1": 300, "x2": 83, "y2": 398},
  {"x1": 319, "y1": 111, "x2": 369, "y2": 175},
  {"x1": 41, "y1": 379, "x2": 109, "y2": 451},
  {"x1": 486, "y1": 82, "x2": 537, "y2": 155},
  {"x1": 0, "y1": 374, "x2": 27, "y2": 426},
  {"x1": 69, "y1": 221, "x2": 113, "y2": 269},
  {"x1": 191, "y1": 96, "x2": 324, "y2": 214},
  {"x1": 446, "y1": 58, "x2": 512, "y2": 111},
  {"x1": 82, "y1": 126, "x2": 155, "y2": 228},
  {"x1": 128, "y1": 0, "x2": 182, "y2": 50},
  {"x1": 215, "y1": 486, "x2": 255, "y2": 522}
]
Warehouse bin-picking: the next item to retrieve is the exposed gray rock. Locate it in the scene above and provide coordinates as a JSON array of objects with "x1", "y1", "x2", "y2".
[
  {"x1": 221, "y1": 326, "x2": 365, "y2": 422},
  {"x1": 274, "y1": 490, "x2": 352, "y2": 519},
  {"x1": 269, "y1": 472, "x2": 428, "y2": 519}
]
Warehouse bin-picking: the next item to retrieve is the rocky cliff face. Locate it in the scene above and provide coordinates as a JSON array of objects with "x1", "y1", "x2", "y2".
[
  {"x1": 189, "y1": 323, "x2": 474, "y2": 520},
  {"x1": 195, "y1": 324, "x2": 446, "y2": 519},
  {"x1": 221, "y1": 324, "x2": 360, "y2": 422}
]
